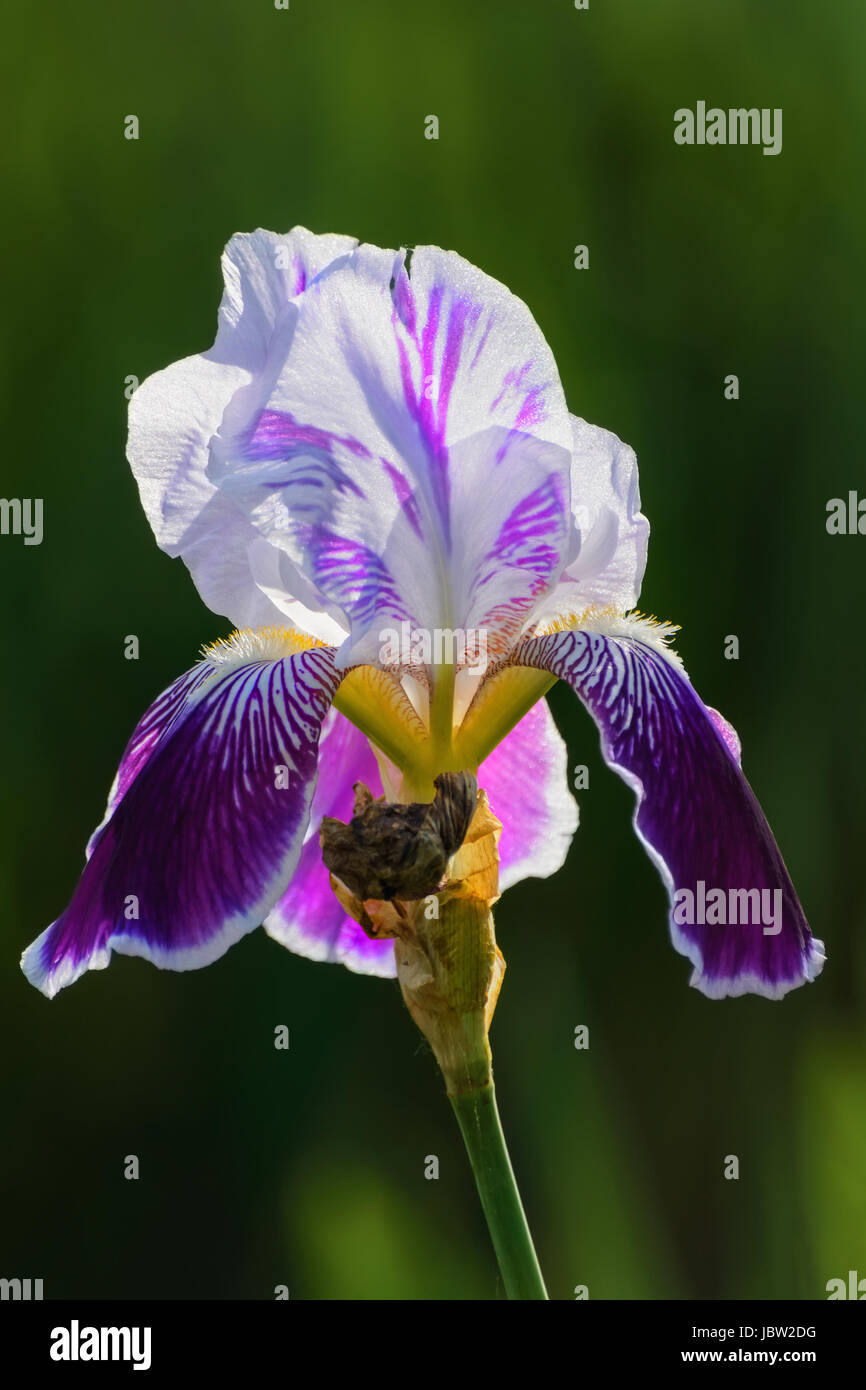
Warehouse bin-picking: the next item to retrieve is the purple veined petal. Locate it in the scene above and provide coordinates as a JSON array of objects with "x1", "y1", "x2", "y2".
[
  {"x1": 215, "y1": 421, "x2": 574, "y2": 673},
  {"x1": 388, "y1": 244, "x2": 572, "y2": 462},
  {"x1": 531, "y1": 415, "x2": 650, "y2": 628},
  {"x1": 207, "y1": 240, "x2": 574, "y2": 667},
  {"x1": 444, "y1": 428, "x2": 573, "y2": 669},
  {"x1": 277, "y1": 423, "x2": 574, "y2": 673},
  {"x1": 513, "y1": 622, "x2": 825, "y2": 999},
  {"x1": 22, "y1": 637, "x2": 341, "y2": 998},
  {"x1": 477, "y1": 697, "x2": 578, "y2": 891},
  {"x1": 264, "y1": 710, "x2": 397, "y2": 978},
  {"x1": 127, "y1": 228, "x2": 358, "y2": 631},
  {"x1": 83, "y1": 661, "x2": 215, "y2": 858}
]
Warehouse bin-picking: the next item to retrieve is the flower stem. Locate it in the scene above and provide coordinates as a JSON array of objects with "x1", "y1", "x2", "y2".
[
  {"x1": 450, "y1": 1081, "x2": 548, "y2": 1300},
  {"x1": 392, "y1": 797, "x2": 546, "y2": 1299}
]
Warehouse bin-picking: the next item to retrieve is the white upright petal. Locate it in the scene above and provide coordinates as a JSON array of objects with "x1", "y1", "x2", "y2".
[
  {"x1": 128, "y1": 231, "x2": 649, "y2": 669},
  {"x1": 532, "y1": 415, "x2": 650, "y2": 625},
  {"x1": 204, "y1": 240, "x2": 574, "y2": 666},
  {"x1": 127, "y1": 227, "x2": 357, "y2": 634}
]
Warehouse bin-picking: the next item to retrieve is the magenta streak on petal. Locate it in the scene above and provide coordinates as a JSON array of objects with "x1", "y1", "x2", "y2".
[
  {"x1": 25, "y1": 647, "x2": 340, "y2": 995},
  {"x1": 291, "y1": 260, "x2": 307, "y2": 296},
  {"x1": 470, "y1": 474, "x2": 568, "y2": 659},
  {"x1": 515, "y1": 629, "x2": 824, "y2": 999},
  {"x1": 241, "y1": 409, "x2": 369, "y2": 502},
  {"x1": 245, "y1": 409, "x2": 372, "y2": 465},
  {"x1": 515, "y1": 384, "x2": 547, "y2": 431},
  {"x1": 491, "y1": 361, "x2": 532, "y2": 414},
  {"x1": 494, "y1": 432, "x2": 515, "y2": 466},
  {"x1": 392, "y1": 276, "x2": 489, "y2": 551},
  {"x1": 437, "y1": 298, "x2": 477, "y2": 440},
  {"x1": 392, "y1": 262, "x2": 417, "y2": 334},
  {"x1": 382, "y1": 459, "x2": 424, "y2": 539},
  {"x1": 395, "y1": 332, "x2": 453, "y2": 549},
  {"x1": 469, "y1": 312, "x2": 494, "y2": 370},
  {"x1": 490, "y1": 364, "x2": 548, "y2": 461},
  {"x1": 304, "y1": 526, "x2": 413, "y2": 629},
  {"x1": 472, "y1": 475, "x2": 566, "y2": 638},
  {"x1": 393, "y1": 283, "x2": 457, "y2": 545},
  {"x1": 416, "y1": 283, "x2": 442, "y2": 445},
  {"x1": 481, "y1": 476, "x2": 565, "y2": 577}
]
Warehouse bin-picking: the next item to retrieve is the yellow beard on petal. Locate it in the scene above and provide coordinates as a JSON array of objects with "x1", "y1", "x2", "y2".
[
  {"x1": 201, "y1": 624, "x2": 328, "y2": 673},
  {"x1": 530, "y1": 604, "x2": 683, "y2": 665},
  {"x1": 528, "y1": 602, "x2": 621, "y2": 636}
]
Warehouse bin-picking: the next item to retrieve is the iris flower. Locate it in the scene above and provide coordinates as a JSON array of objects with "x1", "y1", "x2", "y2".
[{"x1": 21, "y1": 228, "x2": 823, "y2": 1297}]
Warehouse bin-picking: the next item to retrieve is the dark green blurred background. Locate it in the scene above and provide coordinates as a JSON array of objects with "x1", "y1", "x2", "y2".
[{"x1": 1, "y1": 0, "x2": 864, "y2": 1300}]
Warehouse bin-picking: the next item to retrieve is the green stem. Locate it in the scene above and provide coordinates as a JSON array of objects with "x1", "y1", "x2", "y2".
[{"x1": 450, "y1": 1081, "x2": 548, "y2": 1300}]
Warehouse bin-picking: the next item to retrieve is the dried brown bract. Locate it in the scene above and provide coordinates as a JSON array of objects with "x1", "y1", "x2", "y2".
[{"x1": 320, "y1": 771, "x2": 477, "y2": 902}]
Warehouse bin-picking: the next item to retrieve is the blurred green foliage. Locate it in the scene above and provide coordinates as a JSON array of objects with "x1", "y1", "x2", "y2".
[{"x1": 1, "y1": 0, "x2": 864, "y2": 1299}]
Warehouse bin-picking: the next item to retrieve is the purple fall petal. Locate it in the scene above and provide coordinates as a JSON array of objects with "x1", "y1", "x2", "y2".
[
  {"x1": 478, "y1": 698, "x2": 578, "y2": 891},
  {"x1": 514, "y1": 627, "x2": 824, "y2": 999},
  {"x1": 22, "y1": 644, "x2": 340, "y2": 997}
]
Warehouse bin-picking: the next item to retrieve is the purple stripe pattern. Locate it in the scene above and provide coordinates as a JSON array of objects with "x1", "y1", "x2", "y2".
[
  {"x1": 126, "y1": 229, "x2": 656, "y2": 674},
  {"x1": 514, "y1": 629, "x2": 824, "y2": 999},
  {"x1": 22, "y1": 646, "x2": 340, "y2": 997},
  {"x1": 463, "y1": 458, "x2": 570, "y2": 659},
  {"x1": 84, "y1": 663, "x2": 214, "y2": 855},
  {"x1": 191, "y1": 239, "x2": 574, "y2": 668}
]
